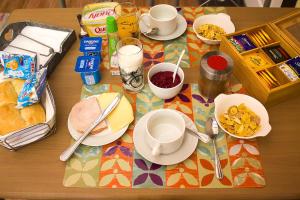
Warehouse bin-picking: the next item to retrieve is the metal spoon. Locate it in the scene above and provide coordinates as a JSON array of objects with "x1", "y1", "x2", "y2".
[
  {"x1": 186, "y1": 127, "x2": 210, "y2": 143},
  {"x1": 143, "y1": 27, "x2": 159, "y2": 36},
  {"x1": 140, "y1": 18, "x2": 159, "y2": 36},
  {"x1": 205, "y1": 117, "x2": 223, "y2": 179}
]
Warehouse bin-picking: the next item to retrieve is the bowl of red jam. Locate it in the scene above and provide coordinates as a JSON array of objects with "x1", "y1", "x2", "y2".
[{"x1": 148, "y1": 62, "x2": 184, "y2": 99}]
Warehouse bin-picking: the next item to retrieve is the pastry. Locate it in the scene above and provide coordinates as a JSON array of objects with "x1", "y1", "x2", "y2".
[
  {"x1": 20, "y1": 103, "x2": 46, "y2": 126},
  {"x1": 0, "y1": 104, "x2": 26, "y2": 136},
  {"x1": 0, "y1": 81, "x2": 18, "y2": 106}
]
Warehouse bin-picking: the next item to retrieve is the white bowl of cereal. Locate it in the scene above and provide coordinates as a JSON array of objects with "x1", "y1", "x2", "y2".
[
  {"x1": 214, "y1": 94, "x2": 271, "y2": 139},
  {"x1": 193, "y1": 13, "x2": 235, "y2": 45}
]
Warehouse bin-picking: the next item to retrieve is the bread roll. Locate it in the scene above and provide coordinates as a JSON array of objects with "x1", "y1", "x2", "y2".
[
  {"x1": 0, "y1": 81, "x2": 18, "y2": 106},
  {"x1": 0, "y1": 104, "x2": 26, "y2": 135},
  {"x1": 20, "y1": 103, "x2": 46, "y2": 126}
]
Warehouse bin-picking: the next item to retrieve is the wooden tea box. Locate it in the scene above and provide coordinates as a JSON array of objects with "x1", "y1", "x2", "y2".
[{"x1": 220, "y1": 11, "x2": 300, "y2": 107}]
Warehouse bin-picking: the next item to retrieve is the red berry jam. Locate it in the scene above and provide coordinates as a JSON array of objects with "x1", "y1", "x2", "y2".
[{"x1": 150, "y1": 71, "x2": 181, "y2": 88}]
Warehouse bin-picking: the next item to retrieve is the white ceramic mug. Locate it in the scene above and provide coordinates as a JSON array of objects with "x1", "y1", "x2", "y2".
[
  {"x1": 145, "y1": 109, "x2": 185, "y2": 156},
  {"x1": 140, "y1": 4, "x2": 178, "y2": 36}
]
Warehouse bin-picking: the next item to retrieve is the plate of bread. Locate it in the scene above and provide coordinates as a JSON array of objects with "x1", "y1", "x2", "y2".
[{"x1": 68, "y1": 93, "x2": 134, "y2": 146}]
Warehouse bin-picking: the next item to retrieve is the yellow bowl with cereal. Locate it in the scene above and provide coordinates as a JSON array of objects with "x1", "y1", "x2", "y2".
[
  {"x1": 214, "y1": 94, "x2": 271, "y2": 139},
  {"x1": 193, "y1": 13, "x2": 235, "y2": 45}
]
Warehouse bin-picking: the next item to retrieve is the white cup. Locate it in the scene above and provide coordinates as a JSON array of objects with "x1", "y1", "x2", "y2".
[
  {"x1": 140, "y1": 4, "x2": 178, "y2": 36},
  {"x1": 145, "y1": 109, "x2": 185, "y2": 156}
]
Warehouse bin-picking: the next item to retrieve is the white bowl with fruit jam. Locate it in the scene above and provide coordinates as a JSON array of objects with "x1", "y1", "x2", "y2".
[{"x1": 148, "y1": 62, "x2": 184, "y2": 100}]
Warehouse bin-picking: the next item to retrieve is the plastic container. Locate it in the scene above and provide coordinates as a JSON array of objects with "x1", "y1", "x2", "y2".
[
  {"x1": 81, "y1": 2, "x2": 121, "y2": 38},
  {"x1": 199, "y1": 51, "x2": 233, "y2": 99},
  {"x1": 80, "y1": 37, "x2": 102, "y2": 57},
  {"x1": 75, "y1": 56, "x2": 101, "y2": 85}
]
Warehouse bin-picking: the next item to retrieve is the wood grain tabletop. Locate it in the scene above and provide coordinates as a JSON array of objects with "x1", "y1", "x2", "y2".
[{"x1": 0, "y1": 7, "x2": 299, "y2": 200}]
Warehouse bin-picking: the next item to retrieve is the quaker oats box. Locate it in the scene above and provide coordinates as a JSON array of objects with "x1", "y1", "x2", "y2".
[{"x1": 81, "y1": 2, "x2": 121, "y2": 38}]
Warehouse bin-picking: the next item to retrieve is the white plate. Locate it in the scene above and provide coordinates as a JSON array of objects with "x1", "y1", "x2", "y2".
[
  {"x1": 67, "y1": 94, "x2": 131, "y2": 146},
  {"x1": 139, "y1": 14, "x2": 187, "y2": 41},
  {"x1": 68, "y1": 117, "x2": 129, "y2": 147},
  {"x1": 133, "y1": 110, "x2": 198, "y2": 165}
]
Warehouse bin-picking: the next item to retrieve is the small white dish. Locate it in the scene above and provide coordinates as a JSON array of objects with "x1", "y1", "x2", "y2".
[
  {"x1": 214, "y1": 93, "x2": 271, "y2": 139},
  {"x1": 193, "y1": 13, "x2": 235, "y2": 45},
  {"x1": 133, "y1": 110, "x2": 198, "y2": 165},
  {"x1": 148, "y1": 62, "x2": 184, "y2": 99},
  {"x1": 139, "y1": 14, "x2": 187, "y2": 41}
]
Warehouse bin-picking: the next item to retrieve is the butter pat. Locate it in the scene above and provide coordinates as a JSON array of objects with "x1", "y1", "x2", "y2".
[{"x1": 97, "y1": 93, "x2": 133, "y2": 133}]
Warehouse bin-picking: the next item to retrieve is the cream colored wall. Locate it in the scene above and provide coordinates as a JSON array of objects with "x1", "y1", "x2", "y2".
[{"x1": 297, "y1": 0, "x2": 300, "y2": 7}]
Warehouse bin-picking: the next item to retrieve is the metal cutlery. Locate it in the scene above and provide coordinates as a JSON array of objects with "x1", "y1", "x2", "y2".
[
  {"x1": 186, "y1": 127, "x2": 210, "y2": 143},
  {"x1": 206, "y1": 117, "x2": 223, "y2": 179}
]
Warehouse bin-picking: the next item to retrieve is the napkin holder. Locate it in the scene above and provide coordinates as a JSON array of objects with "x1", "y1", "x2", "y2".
[{"x1": 0, "y1": 21, "x2": 76, "y2": 76}]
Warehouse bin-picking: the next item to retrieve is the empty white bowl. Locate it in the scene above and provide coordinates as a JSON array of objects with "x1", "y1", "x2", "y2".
[
  {"x1": 193, "y1": 13, "x2": 235, "y2": 45},
  {"x1": 214, "y1": 93, "x2": 271, "y2": 139},
  {"x1": 148, "y1": 62, "x2": 184, "y2": 99}
]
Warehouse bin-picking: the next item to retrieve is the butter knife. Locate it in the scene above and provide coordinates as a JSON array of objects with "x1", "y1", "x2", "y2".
[{"x1": 60, "y1": 93, "x2": 123, "y2": 161}]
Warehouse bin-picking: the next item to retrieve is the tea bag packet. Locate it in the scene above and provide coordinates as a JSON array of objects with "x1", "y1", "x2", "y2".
[
  {"x1": 0, "y1": 51, "x2": 36, "y2": 80},
  {"x1": 263, "y1": 46, "x2": 291, "y2": 63},
  {"x1": 233, "y1": 34, "x2": 256, "y2": 51},
  {"x1": 286, "y1": 56, "x2": 300, "y2": 77},
  {"x1": 279, "y1": 63, "x2": 299, "y2": 81},
  {"x1": 228, "y1": 37, "x2": 244, "y2": 52},
  {"x1": 257, "y1": 70, "x2": 280, "y2": 88},
  {"x1": 17, "y1": 68, "x2": 47, "y2": 108},
  {"x1": 243, "y1": 52, "x2": 272, "y2": 70},
  {"x1": 249, "y1": 29, "x2": 273, "y2": 47}
]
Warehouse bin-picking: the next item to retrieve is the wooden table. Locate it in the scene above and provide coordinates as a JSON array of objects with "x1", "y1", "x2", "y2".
[{"x1": 0, "y1": 7, "x2": 300, "y2": 200}]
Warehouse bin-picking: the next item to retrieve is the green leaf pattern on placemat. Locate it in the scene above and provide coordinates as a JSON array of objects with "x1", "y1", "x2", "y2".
[{"x1": 63, "y1": 146, "x2": 101, "y2": 187}]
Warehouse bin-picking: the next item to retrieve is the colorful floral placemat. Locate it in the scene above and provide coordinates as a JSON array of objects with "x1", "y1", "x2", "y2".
[
  {"x1": 63, "y1": 6, "x2": 265, "y2": 189},
  {"x1": 63, "y1": 81, "x2": 266, "y2": 188}
]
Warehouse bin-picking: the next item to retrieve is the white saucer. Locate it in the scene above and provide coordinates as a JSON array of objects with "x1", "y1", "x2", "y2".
[
  {"x1": 139, "y1": 14, "x2": 187, "y2": 41},
  {"x1": 133, "y1": 110, "x2": 198, "y2": 165}
]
